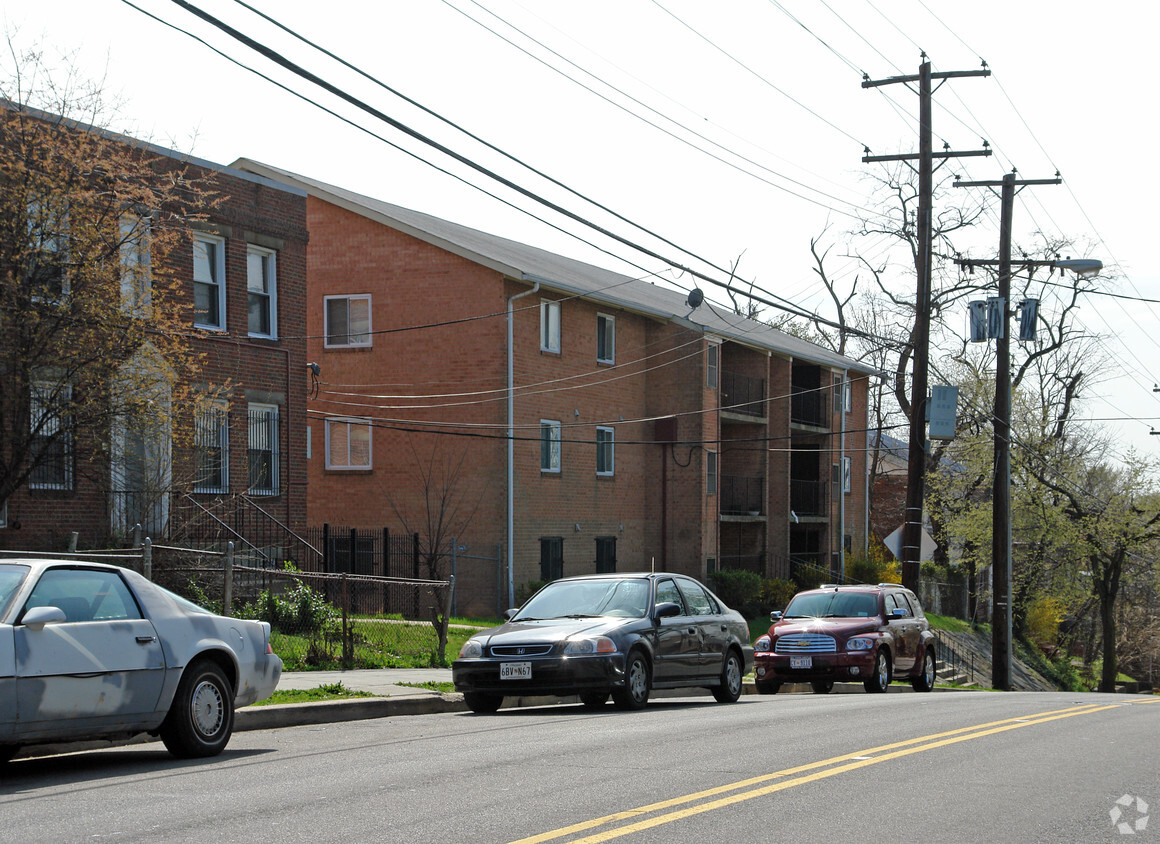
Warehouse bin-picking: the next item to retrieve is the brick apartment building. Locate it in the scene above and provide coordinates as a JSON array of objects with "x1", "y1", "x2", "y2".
[
  {"x1": 236, "y1": 160, "x2": 877, "y2": 617},
  {"x1": 0, "y1": 107, "x2": 308, "y2": 551}
]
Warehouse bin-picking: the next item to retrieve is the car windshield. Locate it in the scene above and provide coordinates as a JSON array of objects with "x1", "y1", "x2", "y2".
[
  {"x1": 783, "y1": 591, "x2": 877, "y2": 619},
  {"x1": 514, "y1": 579, "x2": 650, "y2": 620},
  {"x1": 0, "y1": 564, "x2": 30, "y2": 617}
]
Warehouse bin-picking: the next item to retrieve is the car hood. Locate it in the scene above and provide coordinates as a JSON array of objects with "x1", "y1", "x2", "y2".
[
  {"x1": 480, "y1": 617, "x2": 634, "y2": 645},
  {"x1": 770, "y1": 617, "x2": 882, "y2": 638}
]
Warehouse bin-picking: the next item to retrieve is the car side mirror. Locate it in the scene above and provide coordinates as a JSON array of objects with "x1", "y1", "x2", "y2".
[
  {"x1": 653, "y1": 601, "x2": 682, "y2": 621},
  {"x1": 21, "y1": 605, "x2": 67, "y2": 631},
  {"x1": 770, "y1": 610, "x2": 783, "y2": 622},
  {"x1": 503, "y1": 608, "x2": 518, "y2": 620}
]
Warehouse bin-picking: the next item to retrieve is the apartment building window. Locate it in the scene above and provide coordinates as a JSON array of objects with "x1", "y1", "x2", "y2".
[
  {"x1": 706, "y1": 450, "x2": 718, "y2": 495},
  {"x1": 247, "y1": 404, "x2": 280, "y2": 495},
  {"x1": 841, "y1": 456, "x2": 852, "y2": 494},
  {"x1": 29, "y1": 381, "x2": 73, "y2": 491},
  {"x1": 27, "y1": 199, "x2": 68, "y2": 301},
  {"x1": 595, "y1": 536, "x2": 616, "y2": 573},
  {"x1": 540, "y1": 420, "x2": 562, "y2": 473},
  {"x1": 194, "y1": 404, "x2": 229, "y2": 493},
  {"x1": 540, "y1": 537, "x2": 563, "y2": 581},
  {"x1": 247, "y1": 245, "x2": 277, "y2": 338},
  {"x1": 596, "y1": 313, "x2": 615, "y2": 363},
  {"x1": 596, "y1": 426, "x2": 615, "y2": 476},
  {"x1": 325, "y1": 417, "x2": 373, "y2": 470},
  {"x1": 541, "y1": 299, "x2": 561, "y2": 353},
  {"x1": 706, "y1": 343, "x2": 719, "y2": 389},
  {"x1": 119, "y1": 215, "x2": 151, "y2": 316},
  {"x1": 844, "y1": 379, "x2": 853, "y2": 413},
  {"x1": 325, "y1": 294, "x2": 372, "y2": 347},
  {"x1": 193, "y1": 233, "x2": 226, "y2": 330}
]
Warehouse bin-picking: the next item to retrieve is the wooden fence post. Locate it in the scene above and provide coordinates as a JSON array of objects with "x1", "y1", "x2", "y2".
[{"x1": 223, "y1": 541, "x2": 234, "y2": 616}]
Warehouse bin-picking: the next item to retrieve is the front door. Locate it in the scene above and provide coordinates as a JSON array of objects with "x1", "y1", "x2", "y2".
[
  {"x1": 14, "y1": 567, "x2": 165, "y2": 740},
  {"x1": 651, "y1": 578, "x2": 700, "y2": 682}
]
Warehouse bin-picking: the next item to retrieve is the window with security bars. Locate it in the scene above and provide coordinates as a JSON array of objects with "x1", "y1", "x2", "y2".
[
  {"x1": 30, "y1": 382, "x2": 73, "y2": 491},
  {"x1": 541, "y1": 420, "x2": 561, "y2": 472},
  {"x1": 194, "y1": 406, "x2": 229, "y2": 493},
  {"x1": 595, "y1": 537, "x2": 616, "y2": 573},
  {"x1": 540, "y1": 537, "x2": 563, "y2": 581},
  {"x1": 247, "y1": 404, "x2": 279, "y2": 495}
]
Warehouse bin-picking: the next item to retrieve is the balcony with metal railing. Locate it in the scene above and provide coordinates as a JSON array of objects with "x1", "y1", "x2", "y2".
[
  {"x1": 790, "y1": 388, "x2": 829, "y2": 429},
  {"x1": 720, "y1": 475, "x2": 764, "y2": 516},
  {"x1": 721, "y1": 371, "x2": 766, "y2": 420},
  {"x1": 790, "y1": 478, "x2": 828, "y2": 517}
]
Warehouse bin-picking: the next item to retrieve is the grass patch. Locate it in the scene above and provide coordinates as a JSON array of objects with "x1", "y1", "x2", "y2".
[
  {"x1": 926, "y1": 613, "x2": 975, "y2": 633},
  {"x1": 270, "y1": 619, "x2": 479, "y2": 671},
  {"x1": 398, "y1": 680, "x2": 456, "y2": 694},
  {"x1": 256, "y1": 682, "x2": 375, "y2": 705}
]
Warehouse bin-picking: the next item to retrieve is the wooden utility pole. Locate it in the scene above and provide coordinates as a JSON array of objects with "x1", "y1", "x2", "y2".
[
  {"x1": 955, "y1": 171, "x2": 1061, "y2": 690},
  {"x1": 863, "y1": 58, "x2": 991, "y2": 593}
]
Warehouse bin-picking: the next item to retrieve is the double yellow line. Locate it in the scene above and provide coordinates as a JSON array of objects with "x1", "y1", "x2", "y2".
[{"x1": 511, "y1": 699, "x2": 1159, "y2": 844}]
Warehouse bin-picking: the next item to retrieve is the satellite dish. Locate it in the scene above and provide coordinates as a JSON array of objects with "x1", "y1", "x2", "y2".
[{"x1": 686, "y1": 287, "x2": 704, "y2": 309}]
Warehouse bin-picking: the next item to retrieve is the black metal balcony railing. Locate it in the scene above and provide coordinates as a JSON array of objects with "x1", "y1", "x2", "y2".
[
  {"x1": 790, "y1": 388, "x2": 829, "y2": 428},
  {"x1": 721, "y1": 371, "x2": 766, "y2": 418},
  {"x1": 721, "y1": 475, "x2": 763, "y2": 515},
  {"x1": 790, "y1": 478, "x2": 827, "y2": 516}
]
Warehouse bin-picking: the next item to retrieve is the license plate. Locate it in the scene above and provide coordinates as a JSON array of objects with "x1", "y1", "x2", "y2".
[
  {"x1": 790, "y1": 656, "x2": 812, "y2": 670},
  {"x1": 500, "y1": 662, "x2": 532, "y2": 680}
]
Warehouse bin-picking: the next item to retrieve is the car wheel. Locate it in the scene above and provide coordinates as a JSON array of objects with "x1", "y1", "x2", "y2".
[
  {"x1": 612, "y1": 650, "x2": 651, "y2": 710},
  {"x1": 863, "y1": 649, "x2": 891, "y2": 694},
  {"x1": 912, "y1": 648, "x2": 936, "y2": 692},
  {"x1": 811, "y1": 681, "x2": 835, "y2": 694},
  {"x1": 579, "y1": 690, "x2": 609, "y2": 708},
  {"x1": 755, "y1": 679, "x2": 782, "y2": 695},
  {"x1": 712, "y1": 649, "x2": 744, "y2": 703},
  {"x1": 464, "y1": 692, "x2": 503, "y2": 713},
  {"x1": 160, "y1": 659, "x2": 235, "y2": 758}
]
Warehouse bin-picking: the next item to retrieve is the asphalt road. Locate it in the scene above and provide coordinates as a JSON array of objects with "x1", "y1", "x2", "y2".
[{"x1": 2, "y1": 690, "x2": 1157, "y2": 843}]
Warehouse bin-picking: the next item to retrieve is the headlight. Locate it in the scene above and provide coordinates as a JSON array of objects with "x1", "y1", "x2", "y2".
[
  {"x1": 459, "y1": 639, "x2": 485, "y2": 658},
  {"x1": 846, "y1": 637, "x2": 874, "y2": 651},
  {"x1": 754, "y1": 635, "x2": 771, "y2": 653},
  {"x1": 563, "y1": 636, "x2": 617, "y2": 655}
]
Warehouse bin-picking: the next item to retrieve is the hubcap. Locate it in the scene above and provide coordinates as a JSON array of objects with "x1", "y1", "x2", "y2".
[
  {"x1": 878, "y1": 654, "x2": 888, "y2": 686},
  {"x1": 726, "y1": 657, "x2": 741, "y2": 693},
  {"x1": 925, "y1": 653, "x2": 935, "y2": 684},
  {"x1": 629, "y1": 659, "x2": 647, "y2": 700},
  {"x1": 191, "y1": 679, "x2": 224, "y2": 738}
]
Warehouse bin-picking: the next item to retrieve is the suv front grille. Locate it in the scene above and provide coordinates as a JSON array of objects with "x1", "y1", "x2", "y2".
[
  {"x1": 489, "y1": 645, "x2": 553, "y2": 657},
  {"x1": 775, "y1": 633, "x2": 837, "y2": 654}
]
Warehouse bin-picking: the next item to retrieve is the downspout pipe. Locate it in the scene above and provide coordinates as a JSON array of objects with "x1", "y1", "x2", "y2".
[
  {"x1": 507, "y1": 280, "x2": 539, "y2": 609},
  {"x1": 839, "y1": 369, "x2": 848, "y2": 581}
]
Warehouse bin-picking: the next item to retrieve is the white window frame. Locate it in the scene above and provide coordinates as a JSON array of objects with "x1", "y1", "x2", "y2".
[
  {"x1": 540, "y1": 420, "x2": 562, "y2": 473},
  {"x1": 841, "y1": 456, "x2": 852, "y2": 494},
  {"x1": 706, "y1": 449, "x2": 718, "y2": 495},
  {"x1": 706, "y1": 342, "x2": 719, "y2": 389},
  {"x1": 843, "y1": 379, "x2": 853, "y2": 413},
  {"x1": 596, "y1": 426, "x2": 615, "y2": 476},
  {"x1": 193, "y1": 403, "x2": 229, "y2": 494},
  {"x1": 541, "y1": 299, "x2": 561, "y2": 353},
  {"x1": 596, "y1": 313, "x2": 615, "y2": 364},
  {"x1": 193, "y1": 233, "x2": 227, "y2": 330},
  {"x1": 120, "y1": 214, "x2": 152, "y2": 316},
  {"x1": 247, "y1": 403, "x2": 280, "y2": 495},
  {"x1": 325, "y1": 417, "x2": 373, "y2": 470},
  {"x1": 324, "y1": 294, "x2": 372, "y2": 348},
  {"x1": 27, "y1": 199, "x2": 69, "y2": 302},
  {"x1": 247, "y1": 245, "x2": 278, "y2": 339}
]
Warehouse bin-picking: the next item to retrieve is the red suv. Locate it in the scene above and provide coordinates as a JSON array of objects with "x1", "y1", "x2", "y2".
[{"x1": 753, "y1": 584, "x2": 936, "y2": 694}]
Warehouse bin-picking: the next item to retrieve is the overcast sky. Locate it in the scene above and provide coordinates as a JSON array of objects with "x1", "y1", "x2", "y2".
[{"x1": 5, "y1": 0, "x2": 1158, "y2": 459}]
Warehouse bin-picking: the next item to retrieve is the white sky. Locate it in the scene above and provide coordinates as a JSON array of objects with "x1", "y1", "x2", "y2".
[{"x1": 5, "y1": 0, "x2": 1159, "y2": 459}]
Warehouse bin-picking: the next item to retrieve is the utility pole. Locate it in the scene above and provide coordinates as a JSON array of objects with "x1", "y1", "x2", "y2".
[
  {"x1": 954, "y1": 172, "x2": 1081, "y2": 691},
  {"x1": 862, "y1": 57, "x2": 991, "y2": 593}
]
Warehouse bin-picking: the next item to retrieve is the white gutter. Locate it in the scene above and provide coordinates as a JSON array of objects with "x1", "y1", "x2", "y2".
[{"x1": 506, "y1": 280, "x2": 539, "y2": 609}]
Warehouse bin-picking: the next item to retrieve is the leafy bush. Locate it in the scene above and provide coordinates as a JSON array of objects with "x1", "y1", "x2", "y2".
[{"x1": 708, "y1": 569, "x2": 795, "y2": 620}]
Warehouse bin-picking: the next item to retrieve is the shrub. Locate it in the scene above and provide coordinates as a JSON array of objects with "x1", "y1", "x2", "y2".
[{"x1": 708, "y1": 570, "x2": 796, "y2": 619}]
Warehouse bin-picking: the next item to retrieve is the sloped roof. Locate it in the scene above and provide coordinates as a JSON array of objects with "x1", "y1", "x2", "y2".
[{"x1": 233, "y1": 158, "x2": 878, "y2": 375}]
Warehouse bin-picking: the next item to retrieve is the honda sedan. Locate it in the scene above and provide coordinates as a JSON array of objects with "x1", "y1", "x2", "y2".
[
  {"x1": 0, "y1": 558, "x2": 282, "y2": 763},
  {"x1": 453, "y1": 572, "x2": 753, "y2": 712}
]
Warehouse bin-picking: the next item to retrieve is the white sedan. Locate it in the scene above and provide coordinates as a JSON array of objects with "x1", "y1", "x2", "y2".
[{"x1": 0, "y1": 558, "x2": 282, "y2": 763}]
